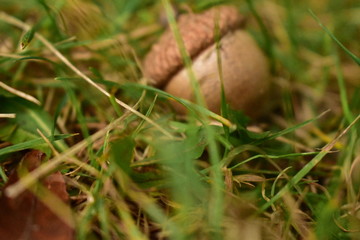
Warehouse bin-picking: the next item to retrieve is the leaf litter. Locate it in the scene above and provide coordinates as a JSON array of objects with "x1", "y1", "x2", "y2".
[{"x1": 0, "y1": 150, "x2": 74, "y2": 240}]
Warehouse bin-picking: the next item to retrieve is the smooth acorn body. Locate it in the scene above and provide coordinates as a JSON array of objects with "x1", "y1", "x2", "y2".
[{"x1": 164, "y1": 30, "x2": 270, "y2": 117}]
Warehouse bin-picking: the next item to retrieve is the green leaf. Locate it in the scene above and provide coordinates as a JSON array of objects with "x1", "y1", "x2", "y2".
[
  {"x1": 154, "y1": 125, "x2": 207, "y2": 205},
  {"x1": 0, "y1": 96, "x2": 68, "y2": 152},
  {"x1": 110, "y1": 136, "x2": 135, "y2": 174}
]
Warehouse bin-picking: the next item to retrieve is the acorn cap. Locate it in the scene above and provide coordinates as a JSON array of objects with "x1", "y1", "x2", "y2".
[{"x1": 143, "y1": 6, "x2": 246, "y2": 87}]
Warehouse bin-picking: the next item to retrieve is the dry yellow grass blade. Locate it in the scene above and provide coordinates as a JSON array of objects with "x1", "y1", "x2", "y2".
[
  {"x1": 4, "y1": 115, "x2": 126, "y2": 198},
  {"x1": 0, "y1": 81, "x2": 40, "y2": 105},
  {"x1": 0, "y1": 113, "x2": 16, "y2": 118},
  {"x1": 0, "y1": 11, "x2": 173, "y2": 138}
]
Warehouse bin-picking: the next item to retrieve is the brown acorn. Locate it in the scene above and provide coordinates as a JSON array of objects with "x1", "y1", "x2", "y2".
[{"x1": 143, "y1": 6, "x2": 270, "y2": 118}]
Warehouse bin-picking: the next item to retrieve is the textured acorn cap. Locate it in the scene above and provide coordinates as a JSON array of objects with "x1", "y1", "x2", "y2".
[{"x1": 143, "y1": 6, "x2": 246, "y2": 87}]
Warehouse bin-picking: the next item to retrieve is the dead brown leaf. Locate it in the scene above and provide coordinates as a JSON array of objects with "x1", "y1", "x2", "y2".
[{"x1": 0, "y1": 150, "x2": 75, "y2": 240}]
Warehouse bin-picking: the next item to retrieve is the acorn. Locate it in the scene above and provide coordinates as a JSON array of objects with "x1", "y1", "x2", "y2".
[{"x1": 143, "y1": 6, "x2": 270, "y2": 118}]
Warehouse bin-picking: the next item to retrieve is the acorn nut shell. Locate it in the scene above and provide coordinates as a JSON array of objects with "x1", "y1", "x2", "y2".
[{"x1": 143, "y1": 6, "x2": 270, "y2": 118}]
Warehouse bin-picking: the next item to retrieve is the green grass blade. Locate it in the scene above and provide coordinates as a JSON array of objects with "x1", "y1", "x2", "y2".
[
  {"x1": 309, "y1": 9, "x2": 360, "y2": 65},
  {"x1": 245, "y1": 0, "x2": 275, "y2": 72},
  {"x1": 252, "y1": 110, "x2": 329, "y2": 145},
  {"x1": 161, "y1": 2, "x2": 226, "y2": 238},
  {"x1": 0, "y1": 134, "x2": 75, "y2": 158},
  {"x1": 20, "y1": 26, "x2": 35, "y2": 49},
  {"x1": 121, "y1": 82, "x2": 233, "y2": 127},
  {"x1": 333, "y1": 47, "x2": 354, "y2": 123},
  {"x1": 258, "y1": 114, "x2": 360, "y2": 213},
  {"x1": 229, "y1": 152, "x2": 321, "y2": 170}
]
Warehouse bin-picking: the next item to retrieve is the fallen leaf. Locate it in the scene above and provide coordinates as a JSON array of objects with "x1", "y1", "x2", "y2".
[{"x1": 0, "y1": 150, "x2": 75, "y2": 240}]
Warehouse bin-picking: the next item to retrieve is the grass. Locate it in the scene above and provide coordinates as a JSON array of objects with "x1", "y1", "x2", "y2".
[{"x1": 0, "y1": 0, "x2": 359, "y2": 239}]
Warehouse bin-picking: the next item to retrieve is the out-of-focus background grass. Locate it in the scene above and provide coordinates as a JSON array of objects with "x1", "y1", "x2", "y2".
[{"x1": 0, "y1": 0, "x2": 359, "y2": 239}]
